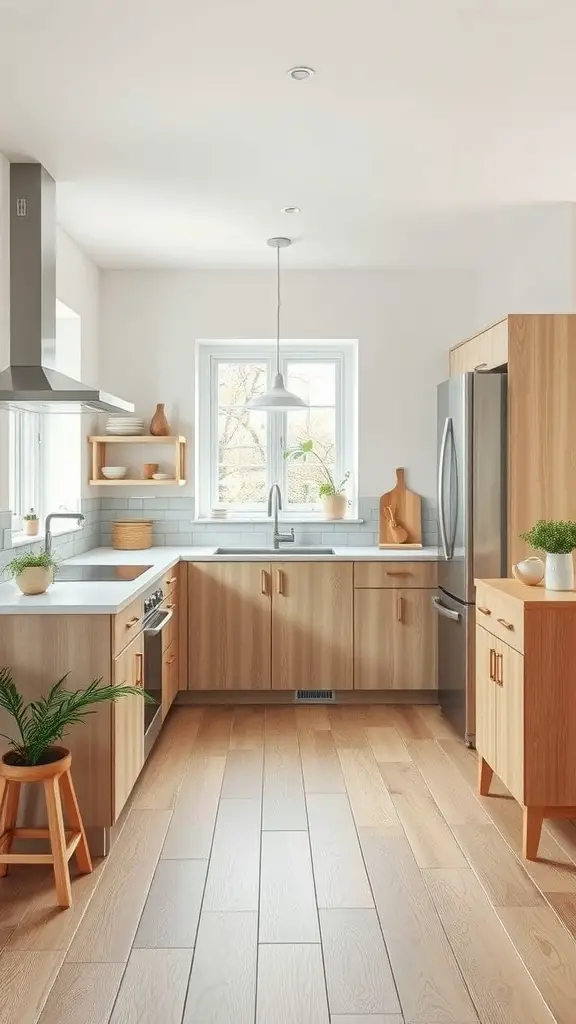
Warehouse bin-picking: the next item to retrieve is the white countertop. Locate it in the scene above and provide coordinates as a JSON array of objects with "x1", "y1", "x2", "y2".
[{"x1": 0, "y1": 544, "x2": 439, "y2": 615}]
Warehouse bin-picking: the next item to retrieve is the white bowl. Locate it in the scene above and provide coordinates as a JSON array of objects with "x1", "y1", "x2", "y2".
[
  {"x1": 102, "y1": 466, "x2": 127, "y2": 479},
  {"x1": 152, "y1": 473, "x2": 172, "y2": 480}
]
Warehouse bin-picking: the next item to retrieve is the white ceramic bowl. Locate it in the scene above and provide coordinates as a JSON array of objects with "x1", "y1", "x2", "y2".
[
  {"x1": 102, "y1": 466, "x2": 127, "y2": 480},
  {"x1": 152, "y1": 473, "x2": 172, "y2": 480}
]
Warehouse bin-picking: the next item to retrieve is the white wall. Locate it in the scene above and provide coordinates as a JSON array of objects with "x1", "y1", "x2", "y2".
[{"x1": 99, "y1": 268, "x2": 477, "y2": 501}]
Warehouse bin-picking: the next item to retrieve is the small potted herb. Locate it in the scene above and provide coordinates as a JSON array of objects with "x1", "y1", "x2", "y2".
[
  {"x1": 284, "y1": 439, "x2": 351, "y2": 520},
  {"x1": 520, "y1": 519, "x2": 576, "y2": 591},
  {"x1": 23, "y1": 508, "x2": 39, "y2": 537},
  {"x1": 4, "y1": 550, "x2": 58, "y2": 595},
  {"x1": 0, "y1": 668, "x2": 154, "y2": 768}
]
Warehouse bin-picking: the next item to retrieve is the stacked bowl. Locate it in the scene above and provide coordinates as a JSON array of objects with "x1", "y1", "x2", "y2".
[{"x1": 105, "y1": 416, "x2": 146, "y2": 436}]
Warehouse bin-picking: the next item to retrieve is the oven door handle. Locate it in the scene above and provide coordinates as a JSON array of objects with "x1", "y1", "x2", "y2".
[{"x1": 143, "y1": 607, "x2": 174, "y2": 635}]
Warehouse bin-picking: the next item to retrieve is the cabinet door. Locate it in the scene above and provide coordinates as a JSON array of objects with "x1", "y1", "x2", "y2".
[
  {"x1": 272, "y1": 562, "x2": 353, "y2": 690},
  {"x1": 162, "y1": 641, "x2": 179, "y2": 719},
  {"x1": 188, "y1": 562, "x2": 272, "y2": 689},
  {"x1": 495, "y1": 638, "x2": 524, "y2": 804},
  {"x1": 449, "y1": 320, "x2": 508, "y2": 376},
  {"x1": 354, "y1": 588, "x2": 436, "y2": 690},
  {"x1": 113, "y1": 632, "x2": 144, "y2": 820},
  {"x1": 393, "y1": 589, "x2": 437, "y2": 689},
  {"x1": 475, "y1": 625, "x2": 498, "y2": 770}
]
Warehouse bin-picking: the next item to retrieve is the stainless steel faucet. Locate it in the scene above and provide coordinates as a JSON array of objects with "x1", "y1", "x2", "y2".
[
  {"x1": 267, "y1": 484, "x2": 295, "y2": 550},
  {"x1": 45, "y1": 512, "x2": 85, "y2": 556}
]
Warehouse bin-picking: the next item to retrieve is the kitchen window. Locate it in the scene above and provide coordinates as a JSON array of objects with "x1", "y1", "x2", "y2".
[
  {"x1": 9, "y1": 301, "x2": 82, "y2": 534},
  {"x1": 196, "y1": 341, "x2": 357, "y2": 518}
]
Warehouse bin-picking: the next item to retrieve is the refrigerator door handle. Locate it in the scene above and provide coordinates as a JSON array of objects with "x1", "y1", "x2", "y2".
[
  {"x1": 447, "y1": 417, "x2": 458, "y2": 560},
  {"x1": 431, "y1": 596, "x2": 461, "y2": 622},
  {"x1": 438, "y1": 416, "x2": 451, "y2": 560}
]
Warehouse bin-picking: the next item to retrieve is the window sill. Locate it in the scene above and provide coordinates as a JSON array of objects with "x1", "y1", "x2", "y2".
[
  {"x1": 193, "y1": 516, "x2": 365, "y2": 525},
  {"x1": 10, "y1": 524, "x2": 83, "y2": 549}
]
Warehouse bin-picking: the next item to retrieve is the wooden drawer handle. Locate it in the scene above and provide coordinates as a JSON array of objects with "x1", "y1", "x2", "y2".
[
  {"x1": 166, "y1": 603, "x2": 175, "y2": 610},
  {"x1": 261, "y1": 569, "x2": 269, "y2": 596},
  {"x1": 478, "y1": 606, "x2": 491, "y2": 616},
  {"x1": 166, "y1": 654, "x2": 177, "y2": 666},
  {"x1": 489, "y1": 648, "x2": 496, "y2": 681},
  {"x1": 135, "y1": 652, "x2": 143, "y2": 686},
  {"x1": 474, "y1": 362, "x2": 488, "y2": 370},
  {"x1": 497, "y1": 617, "x2": 514, "y2": 631},
  {"x1": 396, "y1": 595, "x2": 403, "y2": 622},
  {"x1": 166, "y1": 576, "x2": 177, "y2": 585},
  {"x1": 126, "y1": 616, "x2": 140, "y2": 628},
  {"x1": 386, "y1": 571, "x2": 413, "y2": 577},
  {"x1": 276, "y1": 569, "x2": 285, "y2": 596},
  {"x1": 496, "y1": 653, "x2": 504, "y2": 685}
]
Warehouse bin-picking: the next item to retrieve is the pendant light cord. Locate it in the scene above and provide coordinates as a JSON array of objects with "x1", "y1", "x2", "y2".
[{"x1": 276, "y1": 243, "x2": 281, "y2": 375}]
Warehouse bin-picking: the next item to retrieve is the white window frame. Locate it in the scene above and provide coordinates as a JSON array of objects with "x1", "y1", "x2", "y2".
[
  {"x1": 9, "y1": 410, "x2": 43, "y2": 532},
  {"x1": 196, "y1": 340, "x2": 357, "y2": 519}
]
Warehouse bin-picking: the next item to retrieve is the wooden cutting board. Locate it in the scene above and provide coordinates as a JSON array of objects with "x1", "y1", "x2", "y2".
[{"x1": 378, "y1": 467, "x2": 423, "y2": 548}]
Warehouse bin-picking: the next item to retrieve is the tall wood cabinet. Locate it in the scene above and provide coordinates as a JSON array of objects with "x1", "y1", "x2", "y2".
[
  {"x1": 450, "y1": 314, "x2": 576, "y2": 571},
  {"x1": 475, "y1": 578, "x2": 576, "y2": 860}
]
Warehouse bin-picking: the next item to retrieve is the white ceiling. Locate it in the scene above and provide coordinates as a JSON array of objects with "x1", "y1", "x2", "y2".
[{"x1": 0, "y1": 0, "x2": 575, "y2": 268}]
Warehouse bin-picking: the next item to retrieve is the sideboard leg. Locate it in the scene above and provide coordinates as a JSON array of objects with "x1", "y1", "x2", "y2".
[
  {"x1": 523, "y1": 805, "x2": 544, "y2": 860},
  {"x1": 478, "y1": 757, "x2": 494, "y2": 796}
]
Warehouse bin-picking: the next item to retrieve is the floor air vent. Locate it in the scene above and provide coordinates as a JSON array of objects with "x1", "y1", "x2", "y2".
[{"x1": 295, "y1": 689, "x2": 335, "y2": 702}]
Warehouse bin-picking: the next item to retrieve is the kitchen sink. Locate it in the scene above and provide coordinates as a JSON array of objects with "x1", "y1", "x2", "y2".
[
  {"x1": 214, "y1": 546, "x2": 335, "y2": 556},
  {"x1": 54, "y1": 565, "x2": 152, "y2": 582}
]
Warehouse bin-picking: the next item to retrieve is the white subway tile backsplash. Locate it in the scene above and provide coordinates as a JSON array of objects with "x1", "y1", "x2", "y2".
[{"x1": 164, "y1": 532, "x2": 192, "y2": 545}]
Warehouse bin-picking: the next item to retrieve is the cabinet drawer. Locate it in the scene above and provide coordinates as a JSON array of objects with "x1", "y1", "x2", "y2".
[
  {"x1": 163, "y1": 566, "x2": 179, "y2": 598},
  {"x1": 162, "y1": 601, "x2": 178, "y2": 653},
  {"x1": 476, "y1": 582, "x2": 524, "y2": 653},
  {"x1": 114, "y1": 595, "x2": 145, "y2": 656},
  {"x1": 354, "y1": 561, "x2": 437, "y2": 589}
]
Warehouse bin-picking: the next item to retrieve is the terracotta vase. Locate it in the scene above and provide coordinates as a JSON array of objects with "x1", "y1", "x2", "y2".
[
  {"x1": 322, "y1": 493, "x2": 347, "y2": 520},
  {"x1": 150, "y1": 403, "x2": 171, "y2": 436},
  {"x1": 23, "y1": 519, "x2": 39, "y2": 536},
  {"x1": 16, "y1": 566, "x2": 53, "y2": 595}
]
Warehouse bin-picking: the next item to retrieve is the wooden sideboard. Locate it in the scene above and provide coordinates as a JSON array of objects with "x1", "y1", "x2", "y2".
[{"x1": 475, "y1": 577, "x2": 576, "y2": 859}]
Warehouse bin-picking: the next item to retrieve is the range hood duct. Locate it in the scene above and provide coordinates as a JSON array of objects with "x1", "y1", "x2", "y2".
[{"x1": 0, "y1": 162, "x2": 133, "y2": 413}]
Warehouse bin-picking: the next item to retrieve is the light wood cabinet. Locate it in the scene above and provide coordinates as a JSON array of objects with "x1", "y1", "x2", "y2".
[
  {"x1": 188, "y1": 562, "x2": 272, "y2": 689},
  {"x1": 449, "y1": 318, "x2": 508, "y2": 375},
  {"x1": 476, "y1": 578, "x2": 576, "y2": 859},
  {"x1": 271, "y1": 562, "x2": 353, "y2": 690},
  {"x1": 354, "y1": 587, "x2": 437, "y2": 690},
  {"x1": 162, "y1": 641, "x2": 179, "y2": 719},
  {"x1": 112, "y1": 631, "x2": 144, "y2": 821}
]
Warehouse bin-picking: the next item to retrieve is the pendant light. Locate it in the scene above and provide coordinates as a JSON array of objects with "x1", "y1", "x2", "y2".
[{"x1": 246, "y1": 237, "x2": 307, "y2": 411}]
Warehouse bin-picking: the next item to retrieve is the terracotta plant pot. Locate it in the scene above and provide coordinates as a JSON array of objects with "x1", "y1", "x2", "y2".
[
  {"x1": 16, "y1": 566, "x2": 53, "y2": 595},
  {"x1": 143, "y1": 462, "x2": 159, "y2": 479},
  {"x1": 23, "y1": 519, "x2": 39, "y2": 536},
  {"x1": 150, "y1": 403, "x2": 171, "y2": 436},
  {"x1": 322, "y1": 493, "x2": 347, "y2": 520}
]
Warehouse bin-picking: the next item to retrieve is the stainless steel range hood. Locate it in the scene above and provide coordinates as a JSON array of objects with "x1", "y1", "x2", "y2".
[{"x1": 0, "y1": 163, "x2": 134, "y2": 413}]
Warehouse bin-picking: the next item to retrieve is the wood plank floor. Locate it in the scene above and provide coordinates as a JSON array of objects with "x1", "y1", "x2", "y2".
[{"x1": 2, "y1": 705, "x2": 576, "y2": 1022}]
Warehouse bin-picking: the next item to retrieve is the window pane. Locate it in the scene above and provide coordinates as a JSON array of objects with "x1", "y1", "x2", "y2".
[
  {"x1": 219, "y1": 467, "x2": 267, "y2": 505},
  {"x1": 285, "y1": 409, "x2": 336, "y2": 504},
  {"x1": 218, "y1": 361, "x2": 266, "y2": 405},
  {"x1": 218, "y1": 410, "x2": 266, "y2": 467},
  {"x1": 285, "y1": 361, "x2": 336, "y2": 405}
]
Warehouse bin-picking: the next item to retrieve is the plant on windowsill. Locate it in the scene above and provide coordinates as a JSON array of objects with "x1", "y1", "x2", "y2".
[
  {"x1": 0, "y1": 668, "x2": 155, "y2": 768},
  {"x1": 284, "y1": 439, "x2": 351, "y2": 520},
  {"x1": 520, "y1": 519, "x2": 576, "y2": 591},
  {"x1": 4, "y1": 550, "x2": 58, "y2": 596},
  {"x1": 23, "y1": 508, "x2": 39, "y2": 537}
]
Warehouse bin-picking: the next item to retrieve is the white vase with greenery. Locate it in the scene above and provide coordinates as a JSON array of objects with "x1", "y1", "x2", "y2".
[
  {"x1": 5, "y1": 550, "x2": 58, "y2": 596},
  {"x1": 284, "y1": 440, "x2": 350, "y2": 520},
  {"x1": 23, "y1": 508, "x2": 39, "y2": 536},
  {"x1": 520, "y1": 520, "x2": 576, "y2": 591}
]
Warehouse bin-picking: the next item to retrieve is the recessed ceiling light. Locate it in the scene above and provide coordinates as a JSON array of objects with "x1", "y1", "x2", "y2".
[
  {"x1": 287, "y1": 66, "x2": 316, "y2": 81},
  {"x1": 282, "y1": 206, "x2": 301, "y2": 214}
]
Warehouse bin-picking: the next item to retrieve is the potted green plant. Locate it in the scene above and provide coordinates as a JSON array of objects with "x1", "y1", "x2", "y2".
[
  {"x1": 0, "y1": 668, "x2": 154, "y2": 768},
  {"x1": 4, "y1": 550, "x2": 58, "y2": 595},
  {"x1": 520, "y1": 519, "x2": 576, "y2": 591},
  {"x1": 284, "y1": 439, "x2": 351, "y2": 520},
  {"x1": 23, "y1": 508, "x2": 39, "y2": 537}
]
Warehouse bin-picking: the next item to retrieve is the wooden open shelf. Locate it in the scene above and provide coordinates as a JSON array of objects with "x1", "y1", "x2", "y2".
[{"x1": 89, "y1": 435, "x2": 186, "y2": 486}]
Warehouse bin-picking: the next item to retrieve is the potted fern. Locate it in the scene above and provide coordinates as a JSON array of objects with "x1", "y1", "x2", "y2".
[
  {"x1": 4, "y1": 550, "x2": 57, "y2": 595},
  {"x1": 520, "y1": 519, "x2": 576, "y2": 591},
  {"x1": 284, "y1": 439, "x2": 351, "y2": 519},
  {"x1": 0, "y1": 667, "x2": 154, "y2": 768},
  {"x1": 23, "y1": 508, "x2": 39, "y2": 537}
]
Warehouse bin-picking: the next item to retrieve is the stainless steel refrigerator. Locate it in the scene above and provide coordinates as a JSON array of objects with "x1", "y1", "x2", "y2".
[{"x1": 434, "y1": 372, "x2": 507, "y2": 746}]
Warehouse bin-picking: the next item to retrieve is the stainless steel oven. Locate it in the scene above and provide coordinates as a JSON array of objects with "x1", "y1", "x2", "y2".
[{"x1": 143, "y1": 594, "x2": 174, "y2": 758}]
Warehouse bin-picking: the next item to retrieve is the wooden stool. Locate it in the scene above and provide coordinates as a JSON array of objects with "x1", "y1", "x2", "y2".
[{"x1": 0, "y1": 747, "x2": 93, "y2": 908}]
